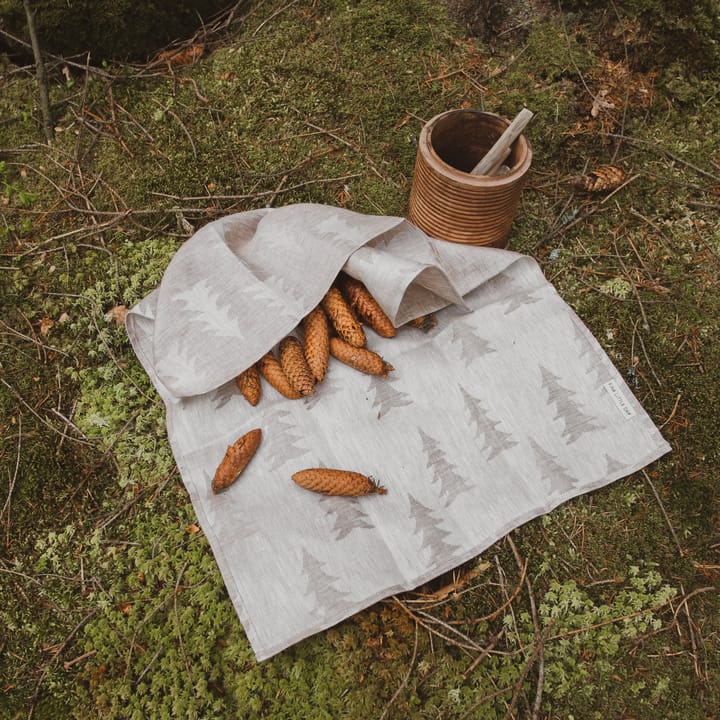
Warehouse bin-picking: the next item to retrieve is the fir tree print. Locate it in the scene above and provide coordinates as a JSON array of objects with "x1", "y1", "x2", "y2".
[
  {"x1": 570, "y1": 319, "x2": 614, "y2": 389},
  {"x1": 450, "y1": 320, "x2": 496, "y2": 367},
  {"x1": 496, "y1": 275, "x2": 542, "y2": 315},
  {"x1": 407, "y1": 494, "x2": 462, "y2": 568},
  {"x1": 418, "y1": 428, "x2": 474, "y2": 504},
  {"x1": 460, "y1": 386, "x2": 518, "y2": 460},
  {"x1": 539, "y1": 365, "x2": 603, "y2": 444},
  {"x1": 208, "y1": 379, "x2": 237, "y2": 410},
  {"x1": 300, "y1": 548, "x2": 355, "y2": 615},
  {"x1": 303, "y1": 375, "x2": 343, "y2": 410},
  {"x1": 368, "y1": 375, "x2": 412, "y2": 419},
  {"x1": 320, "y1": 496, "x2": 375, "y2": 540},
  {"x1": 241, "y1": 275, "x2": 297, "y2": 323},
  {"x1": 266, "y1": 409, "x2": 308, "y2": 471},
  {"x1": 530, "y1": 439, "x2": 579, "y2": 495},
  {"x1": 604, "y1": 453, "x2": 626, "y2": 476},
  {"x1": 174, "y1": 278, "x2": 247, "y2": 342}
]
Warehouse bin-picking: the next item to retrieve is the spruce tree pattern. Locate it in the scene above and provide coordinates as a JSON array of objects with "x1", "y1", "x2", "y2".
[
  {"x1": 540, "y1": 365, "x2": 603, "y2": 443},
  {"x1": 320, "y1": 496, "x2": 375, "y2": 540},
  {"x1": 501, "y1": 276, "x2": 543, "y2": 314},
  {"x1": 266, "y1": 408, "x2": 308, "y2": 471},
  {"x1": 450, "y1": 320, "x2": 496, "y2": 367},
  {"x1": 208, "y1": 379, "x2": 237, "y2": 410},
  {"x1": 241, "y1": 273, "x2": 298, "y2": 324},
  {"x1": 460, "y1": 385, "x2": 518, "y2": 460},
  {"x1": 476, "y1": 274, "x2": 543, "y2": 315},
  {"x1": 604, "y1": 453, "x2": 626, "y2": 476},
  {"x1": 174, "y1": 278, "x2": 248, "y2": 343},
  {"x1": 570, "y1": 318, "x2": 614, "y2": 389},
  {"x1": 530, "y1": 438, "x2": 579, "y2": 495},
  {"x1": 303, "y1": 375, "x2": 343, "y2": 410},
  {"x1": 407, "y1": 494, "x2": 462, "y2": 569},
  {"x1": 368, "y1": 375, "x2": 412, "y2": 419},
  {"x1": 300, "y1": 547, "x2": 355, "y2": 615},
  {"x1": 418, "y1": 428, "x2": 474, "y2": 504}
]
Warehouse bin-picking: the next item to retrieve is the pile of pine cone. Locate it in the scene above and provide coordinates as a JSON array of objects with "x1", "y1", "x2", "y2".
[
  {"x1": 212, "y1": 273, "x2": 435, "y2": 497},
  {"x1": 237, "y1": 272, "x2": 397, "y2": 407}
]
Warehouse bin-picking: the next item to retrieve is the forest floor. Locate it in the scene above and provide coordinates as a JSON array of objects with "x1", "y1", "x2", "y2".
[{"x1": 1, "y1": 1, "x2": 718, "y2": 718}]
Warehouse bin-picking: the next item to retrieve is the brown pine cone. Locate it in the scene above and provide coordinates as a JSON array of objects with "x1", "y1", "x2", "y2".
[
  {"x1": 338, "y1": 274, "x2": 396, "y2": 338},
  {"x1": 212, "y1": 428, "x2": 262, "y2": 494},
  {"x1": 302, "y1": 305, "x2": 330, "y2": 382},
  {"x1": 329, "y1": 337, "x2": 393, "y2": 377},
  {"x1": 321, "y1": 287, "x2": 366, "y2": 347},
  {"x1": 292, "y1": 468, "x2": 387, "y2": 496},
  {"x1": 279, "y1": 336, "x2": 315, "y2": 396},
  {"x1": 258, "y1": 351, "x2": 302, "y2": 399},
  {"x1": 235, "y1": 365, "x2": 261, "y2": 406},
  {"x1": 572, "y1": 165, "x2": 626, "y2": 193}
]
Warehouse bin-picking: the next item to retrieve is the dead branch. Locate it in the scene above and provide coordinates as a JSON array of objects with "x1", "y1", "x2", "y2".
[
  {"x1": 391, "y1": 596, "x2": 479, "y2": 654},
  {"x1": 641, "y1": 469, "x2": 685, "y2": 557},
  {"x1": 27, "y1": 608, "x2": 99, "y2": 719},
  {"x1": 1, "y1": 416, "x2": 22, "y2": 548},
  {"x1": 507, "y1": 535, "x2": 545, "y2": 720},
  {"x1": 22, "y1": 0, "x2": 53, "y2": 143}
]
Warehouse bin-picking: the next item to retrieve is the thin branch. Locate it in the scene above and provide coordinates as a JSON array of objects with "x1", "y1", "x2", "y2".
[
  {"x1": 27, "y1": 609, "x2": 98, "y2": 719},
  {"x1": 173, "y1": 560, "x2": 192, "y2": 683},
  {"x1": 641, "y1": 469, "x2": 685, "y2": 557},
  {"x1": 22, "y1": 0, "x2": 53, "y2": 142}
]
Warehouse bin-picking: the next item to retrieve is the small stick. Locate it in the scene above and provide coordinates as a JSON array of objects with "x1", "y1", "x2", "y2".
[
  {"x1": 470, "y1": 108, "x2": 534, "y2": 176},
  {"x1": 642, "y1": 469, "x2": 685, "y2": 557},
  {"x1": 22, "y1": 0, "x2": 53, "y2": 143}
]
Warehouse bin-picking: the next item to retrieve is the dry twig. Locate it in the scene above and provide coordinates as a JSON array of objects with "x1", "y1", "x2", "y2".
[{"x1": 641, "y1": 469, "x2": 685, "y2": 557}]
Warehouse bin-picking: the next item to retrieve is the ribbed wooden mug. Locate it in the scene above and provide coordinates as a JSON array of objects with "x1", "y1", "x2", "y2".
[{"x1": 408, "y1": 109, "x2": 532, "y2": 248}]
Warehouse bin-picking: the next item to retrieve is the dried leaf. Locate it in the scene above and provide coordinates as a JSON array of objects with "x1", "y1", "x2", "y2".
[
  {"x1": 106, "y1": 305, "x2": 129, "y2": 325},
  {"x1": 155, "y1": 44, "x2": 204, "y2": 67},
  {"x1": 38, "y1": 317, "x2": 54, "y2": 335}
]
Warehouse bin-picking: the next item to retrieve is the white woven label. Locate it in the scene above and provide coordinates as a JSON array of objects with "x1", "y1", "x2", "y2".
[{"x1": 604, "y1": 380, "x2": 636, "y2": 419}]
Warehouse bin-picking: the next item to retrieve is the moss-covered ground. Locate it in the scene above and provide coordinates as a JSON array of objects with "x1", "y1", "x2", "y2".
[{"x1": 1, "y1": 1, "x2": 718, "y2": 717}]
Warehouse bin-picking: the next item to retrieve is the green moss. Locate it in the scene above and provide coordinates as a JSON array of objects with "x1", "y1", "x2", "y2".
[{"x1": 1, "y1": 0, "x2": 719, "y2": 717}]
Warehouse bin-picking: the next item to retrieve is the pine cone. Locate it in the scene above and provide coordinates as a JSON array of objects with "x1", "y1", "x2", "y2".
[
  {"x1": 337, "y1": 274, "x2": 396, "y2": 338},
  {"x1": 212, "y1": 428, "x2": 262, "y2": 494},
  {"x1": 406, "y1": 314, "x2": 438, "y2": 333},
  {"x1": 302, "y1": 305, "x2": 330, "y2": 382},
  {"x1": 235, "y1": 365, "x2": 261, "y2": 406},
  {"x1": 279, "y1": 336, "x2": 315, "y2": 396},
  {"x1": 321, "y1": 287, "x2": 366, "y2": 347},
  {"x1": 572, "y1": 165, "x2": 626, "y2": 192},
  {"x1": 329, "y1": 337, "x2": 393, "y2": 377},
  {"x1": 258, "y1": 351, "x2": 302, "y2": 399},
  {"x1": 292, "y1": 468, "x2": 387, "y2": 496}
]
